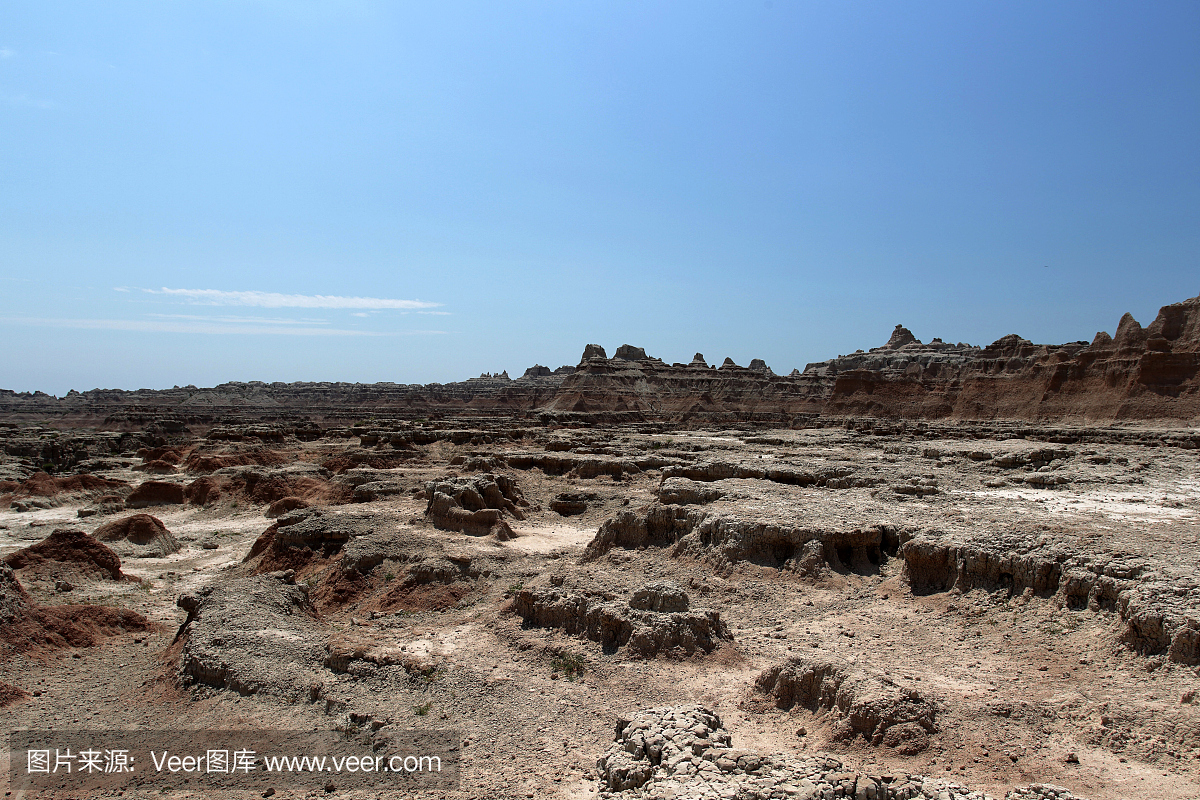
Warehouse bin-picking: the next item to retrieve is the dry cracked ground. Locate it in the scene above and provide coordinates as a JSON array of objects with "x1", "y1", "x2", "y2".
[{"x1": 1, "y1": 420, "x2": 1199, "y2": 800}]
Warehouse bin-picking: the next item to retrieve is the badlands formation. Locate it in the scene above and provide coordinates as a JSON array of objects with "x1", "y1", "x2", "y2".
[{"x1": 1, "y1": 293, "x2": 1199, "y2": 799}]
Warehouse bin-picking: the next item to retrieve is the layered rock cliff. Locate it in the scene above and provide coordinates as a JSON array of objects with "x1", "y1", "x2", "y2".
[
  {"x1": 541, "y1": 292, "x2": 1200, "y2": 424},
  {"x1": 3, "y1": 292, "x2": 1198, "y2": 426},
  {"x1": 812, "y1": 292, "x2": 1200, "y2": 421}
]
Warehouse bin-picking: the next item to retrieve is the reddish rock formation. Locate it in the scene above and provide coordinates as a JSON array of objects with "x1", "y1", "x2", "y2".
[
  {"x1": 0, "y1": 562, "x2": 151, "y2": 659},
  {"x1": 3, "y1": 529, "x2": 125, "y2": 580},
  {"x1": 817, "y1": 292, "x2": 1200, "y2": 421},
  {"x1": 9, "y1": 472, "x2": 126, "y2": 498},
  {"x1": 544, "y1": 292, "x2": 1200, "y2": 424},
  {"x1": 540, "y1": 345, "x2": 827, "y2": 425},
  {"x1": 93, "y1": 514, "x2": 181, "y2": 557},
  {"x1": 126, "y1": 480, "x2": 186, "y2": 508}
]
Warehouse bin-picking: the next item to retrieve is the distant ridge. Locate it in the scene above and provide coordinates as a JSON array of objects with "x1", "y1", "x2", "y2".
[{"x1": 3, "y1": 292, "x2": 1199, "y2": 426}]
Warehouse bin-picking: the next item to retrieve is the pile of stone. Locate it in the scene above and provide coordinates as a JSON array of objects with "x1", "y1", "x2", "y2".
[
  {"x1": 513, "y1": 581, "x2": 730, "y2": 658},
  {"x1": 597, "y1": 705, "x2": 1092, "y2": 800}
]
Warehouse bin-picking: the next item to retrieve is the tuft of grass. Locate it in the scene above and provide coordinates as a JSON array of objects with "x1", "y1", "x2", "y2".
[
  {"x1": 413, "y1": 702, "x2": 433, "y2": 716},
  {"x1": 551, "y1": 652, "x2": 586, "y2": 681},
  {"x1": 384, "y1": 572, "x2": 396, "y2": 582},
  {"x1": 411, "y1": 666, "x2": 442, "y2": 686},
  {"x1": 505, "y1": 582, "x2": 524, "y2": 597}
]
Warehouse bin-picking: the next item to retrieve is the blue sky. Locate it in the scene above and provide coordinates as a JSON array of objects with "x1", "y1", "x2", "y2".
[{"x1": 3, "y1": 1, "x2": 1198, "y2": 394}]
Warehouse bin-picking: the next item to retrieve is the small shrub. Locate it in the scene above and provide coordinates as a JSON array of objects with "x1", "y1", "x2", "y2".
[
  {"x1": 414, "y1": 702, "x2": 433, "y2": 716},
  {"x1": 551, "y1": 652, "x2": 585, "y2": 681},
  {"x1": 412, "y1": 666, "x2": 442, "y2": 685}
]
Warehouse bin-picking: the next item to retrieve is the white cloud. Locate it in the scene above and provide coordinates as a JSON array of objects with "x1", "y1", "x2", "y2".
[
  {"x1": 0, "y1": 49, "x2": 14, "y2": 59},
  {"x1": 147, "y1": 313, "x2": 331, "y2": 325},
  {"x1": 0, "y1": 317, "x2": 445, "y2": 336},
  {"x1": 141, "y1": 288, "x2": 441, "y2": 310},
  {"x1": 1, "y1": 91, "x2": 56, "y2": 110}
]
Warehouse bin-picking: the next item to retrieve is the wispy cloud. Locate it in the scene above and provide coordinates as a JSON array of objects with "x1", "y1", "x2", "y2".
[
  {"x1": 140, "y1": 288, "x2": 441, "y2": 310},
  {"x1": 147, "y1": 313, "x2": 331, "y2": 326},
  {"x1": 1, "y1": 317, "x2": 445, "y2": 336},
  {"x1": 0, "y1": 49, "x2": 14, "y2": 59},
  {"x1": 1, "y1": 91, "x2": 56, "y2": 110}
]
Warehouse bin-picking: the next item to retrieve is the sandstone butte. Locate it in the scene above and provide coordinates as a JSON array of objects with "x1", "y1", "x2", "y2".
[{"x1": 2, "y1": 290, "x2": 1198, "y2": 427}]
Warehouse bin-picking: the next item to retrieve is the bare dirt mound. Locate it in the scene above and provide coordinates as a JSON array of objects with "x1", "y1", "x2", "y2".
[
  {"x1": 125, "y1": 480, "x2": 185, "y2": 508},
  {"x1": 0, "y1": 681, "x2": 28, "y2": 707},
  {"x1": 183, "y1": 470, "x2": 350, "y2": 508},
  {"x1": 182, "y1": 447, "x2": 292, "y2": 474},
  {"x1": 322, "y1": 451, "x2": 418, "y2": 473},
  {"x1": 266, "y1": 496, "x2": 309, "y2": 517},
  {"x1": 9, "y1": 471, "x2": 127, "y2": 498},
  {"x1": 3, "y1": 529, "x2": 125, "y2": 580},
  {"x1": 133, "y1": 459, "x2": 177, "y2": 474},
  {"x1": 183, "y1": 476, "x2": 223, "y2": 505},
  {"x1": 0, "y1": 563, "x2": 152, "y2": 659},
  {"x1": 136, "y1": 446, "x2": 187, "y2": 465},
  {"x1": 175, "y1": 571, "x2": 325, "y2": 699},
  {"x1": 244, "y1": 511, "x2": 492, "y2": 616},
  {"x1": 753, "y1": 654, "x2": 939, "y2": 755},
  {"x1": 93, "y1": 514, "x2": 181, "y2": 557}
]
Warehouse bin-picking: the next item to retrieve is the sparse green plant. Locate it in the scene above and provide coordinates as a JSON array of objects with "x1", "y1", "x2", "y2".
[
  {"x1": 505, "y1": 582, "x2": 524, "y2": 597},
  {"x1": 413, "y1": 702, "x2": 433, "y2": 716},
  {"x1": 413, "y1": 666, "x2": 442, "y2": 685},
  {"x1": 383, "y1": 572, "x2": 396, "y2": 582},
  {"x1": 551, "y1": 652, "x2": 586, "y2": 681}
]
